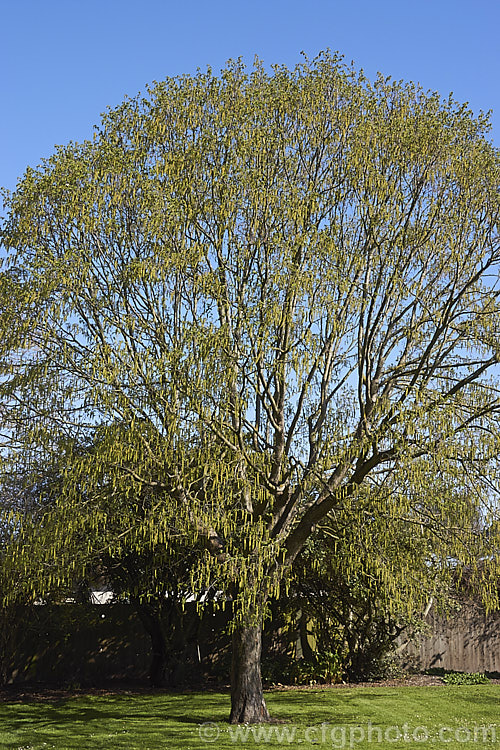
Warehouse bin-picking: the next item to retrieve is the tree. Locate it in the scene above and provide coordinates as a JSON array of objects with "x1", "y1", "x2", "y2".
[
  {"x1": 291, "y1": 479, "x2": 467, "y2": 682},
  {"x1": 1, "y1": 52, "x2": 499, "y2": 722},
  {"x1": 0, "y1": 423, "x2": 220, "y2": 688}
]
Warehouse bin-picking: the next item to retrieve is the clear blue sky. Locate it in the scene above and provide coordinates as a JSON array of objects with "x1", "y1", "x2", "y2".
[{"x1": 2, "y1": 0, "x2": 499, "y2": 194}]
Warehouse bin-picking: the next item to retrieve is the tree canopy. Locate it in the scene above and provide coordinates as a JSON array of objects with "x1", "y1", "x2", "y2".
[{"x1": 1, "y1": 52, "x2": 499, "y2": 722}]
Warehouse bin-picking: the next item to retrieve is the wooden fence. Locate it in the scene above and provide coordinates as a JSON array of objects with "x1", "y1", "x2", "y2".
[
  {"x1": 3, "y1": 601, "x2": 499, "y2": 686},
  {"x1": 399, "y1": 605, "x2": 500, "y2": 674}
]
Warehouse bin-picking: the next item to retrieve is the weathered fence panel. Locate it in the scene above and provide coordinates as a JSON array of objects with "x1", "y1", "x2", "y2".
[{"x1": 401, "y1": 605, "x2": 500, "y2": 673}]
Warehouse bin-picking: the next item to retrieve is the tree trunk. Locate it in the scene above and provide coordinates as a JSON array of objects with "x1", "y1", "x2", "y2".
[
  {"x1": 298, "y1": 609, "x2": 314, "y2": 661},
  {"x1": 133, "y1": 601, "x2": 172, "y2": 687},
  {"x1": 148, "y1": 619, "x2": 170, "y2": 688},
  {"x1": 230, "y1": 622, "x2": 271, "y2": 724}
]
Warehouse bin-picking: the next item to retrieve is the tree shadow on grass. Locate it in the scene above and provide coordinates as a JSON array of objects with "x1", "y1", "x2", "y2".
[{"x1": 0, "y1": 702, "x2": 196, "y2": 750}]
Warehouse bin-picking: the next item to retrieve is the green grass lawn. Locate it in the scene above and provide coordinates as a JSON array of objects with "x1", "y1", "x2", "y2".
[{"x1": 0, "y1": 685, "x2": 498, "y2": 749}]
